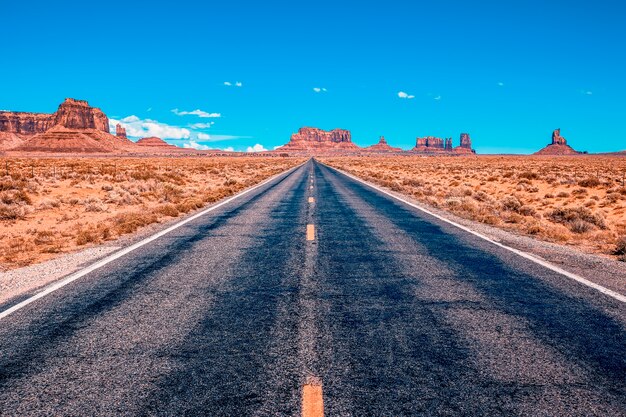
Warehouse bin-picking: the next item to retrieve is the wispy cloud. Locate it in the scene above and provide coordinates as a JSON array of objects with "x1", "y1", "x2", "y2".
[
  {"x1": 224, "y1": 81, "x2": 232, "y2": 86},
  {"x1": 189, "y1": 122, "x2": 215, "y2": 129},
  {"x1": 224, "y1": 81, "x2": 243, "y2": 87},
  {"x1": 246, "y1": 143, "x2": 267, "y2": 152},
  {"x1": 398, "y1": 91, "x2": 415, "y2": 99},
  {"x1": 497, "y1": 82, "x2": 504, "y2": 87},
  {"x1": 584, "y1": 90, "x2": 593, "y2": 95},
  {"x1": 197, "y1": 133, "x2": 210, "y2": 140},
  {"x1": 235, "y1": 81, "x2": 243, "y2": 87},
  {"x1": 313, "y1": 87, "x2": 327, "y2": 93},
  {"x1": 109, "y1": 116, "x2": 190, "y2": 139},
  {"x1": 433, "y1": 95, "x2": 442, "y2": 101},
  {"x1": 171, "y1": 108, "x2": 221, "y2": 118},
  {"x1": 183, "y1": 140, "x2": 212, "y2": 150}
]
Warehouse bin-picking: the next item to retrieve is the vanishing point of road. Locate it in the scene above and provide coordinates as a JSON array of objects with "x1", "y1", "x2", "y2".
[{"x1": 0, "y1": 159, "x2": 624, "y2": 416}]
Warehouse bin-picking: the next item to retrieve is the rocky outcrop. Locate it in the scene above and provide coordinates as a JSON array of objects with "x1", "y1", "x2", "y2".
[
  {"x1": 280, "y1": 127, "x2": 360, "y2": 153},
  {"x1": 0, "y1": 111, "x2": 53, "y2": 135},
  {"x1": 415, "y1": 137, "x2": 444, "y2": 150},
  {"x1": 136, "y1": 137, "x2": 175, "y2": 147},
  {"x1": 551, "y1": 128, "x2": 567, "y2": 145},
  {"x1": 365, "y1": 136, "x2": 403, "y2": 153},
  {"x1": 53, "y1": 98, "x2": 109, "y2": 132},
  {"x1": 412, "y1": 133, "x2": 475, "y2": 154},
  {"x1": 534, "y1": 129, "x2": 581, "y2": 155},
  {"x1": 460, "y1": 133, "x2": 472, "y2": 149},
  {"x1": 116, "y1": 124, "x2": 127, "y2": 139}
]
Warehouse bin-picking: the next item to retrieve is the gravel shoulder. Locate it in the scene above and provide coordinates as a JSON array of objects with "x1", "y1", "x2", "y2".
[{"x1": 331, "y1": 166, "x2": 626, "y2": 298}]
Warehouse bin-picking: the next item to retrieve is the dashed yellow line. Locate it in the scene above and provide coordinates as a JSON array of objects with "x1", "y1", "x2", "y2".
[
  {"x1": 302, "y1": 379, "x2": 324, "y2": 417},
  {"x1": 306, "y1": 224, "x2": 315, "y2": 241}
]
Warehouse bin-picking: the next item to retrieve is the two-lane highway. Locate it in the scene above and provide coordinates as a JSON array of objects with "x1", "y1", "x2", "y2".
[{"x1": 0, "y1": 159, "x2": 624, "y2": 416}]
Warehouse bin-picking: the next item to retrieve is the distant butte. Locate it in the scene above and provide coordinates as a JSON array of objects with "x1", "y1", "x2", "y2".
[
  {"x1": 365, "y1": 136, "x2": 403, "y2": 153},
  {"x1": 136, "y1": 136, "x2": 176, "y2": 148},
  {"x1": 534, "y1": 129, "x2": 582, "y2": 155},
  {"x1": 280, "y1": 127, "x2": 360, "y2": 153}
]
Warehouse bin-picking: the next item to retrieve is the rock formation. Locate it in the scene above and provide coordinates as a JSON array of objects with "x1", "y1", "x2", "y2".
[
  {"x1": 136, "y1": 137, "x2": 175, "y2": 147},
  {"x1": 280, "y1": 127, "x2": 360, "y2": 153},
  {"x1": 534, "y1": 129, "x2": 581, "y2": 155},
  {"x1": 0, "y1": 98, "x2": 142, "y2": 153},
  {"x1": 460, "y1": 133, "x2": 472, "y2": 149},
  {"x1": 365, "y1": 136, "x2": 403, "y2": 153},
  {"x1": 116, "y1": 124, "x2": 127, "y2": 139},
  {"x1": 1, "y1": 98, "x2": 118, "y2": 152},
  {"x1": 52, "y1": 99, "x2": 109, "y2": 132},
  {"x1": 0, "y1": 111, "x2": 54, "y2": 135},
  {"x1": 412, "y1": 133, "x2": 475, "y2": 154},
  {"x1": 415, "y1": 137, "x2": 444, "y2": 150},
  {"x1": 551, "y1": 128, "x2": 567, "y2": 145}
]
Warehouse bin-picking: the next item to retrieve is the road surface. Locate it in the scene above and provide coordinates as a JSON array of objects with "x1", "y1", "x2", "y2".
[{"x1": 0, "y1": 159, "x2": 624, "y2": 416}]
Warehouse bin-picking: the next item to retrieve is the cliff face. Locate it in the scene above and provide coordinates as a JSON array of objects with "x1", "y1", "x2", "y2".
[
  {"x1": 0, "y1": 112, "x2": 54, "y2": 135},
  {"x1": 116, "y1": 124, "x2": 127, "y2": 139},
  {"x1": 280, "y1": 127, "x2": 359, "y2": 153},
  {"x1": 412, "y1": 133, "x2": 475, "y2": 154},
  {"x1": 53, "y1": 98, "x2": 109, "y2": 132}
]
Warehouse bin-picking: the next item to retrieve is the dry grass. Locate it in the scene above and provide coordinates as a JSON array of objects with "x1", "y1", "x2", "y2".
[
  {"x1": 321, "y1": 155, "x2": 626, "y2": 260},
  {"x1": 0, "y1": 156, "x2": 303, "y2": 269}
]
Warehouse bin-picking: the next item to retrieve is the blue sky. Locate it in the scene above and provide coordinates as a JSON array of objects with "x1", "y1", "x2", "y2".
[{"x1": 2, "y1": 1, "x2": 625, "y2": 153}]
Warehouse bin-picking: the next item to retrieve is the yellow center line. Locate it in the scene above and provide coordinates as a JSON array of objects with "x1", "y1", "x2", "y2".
[
  {"x1": 302, "y1": 379, "x2": 324, "y2": 417},
  {"x1": 306, "y1": 224, "x2": 315, "y2": 241}
]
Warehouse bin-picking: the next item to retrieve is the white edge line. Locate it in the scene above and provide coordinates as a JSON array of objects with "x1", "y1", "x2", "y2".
[
  {"x1": 0, "y1": 162, "x2": 307, "y2": 321},
  {"x1": 327, "y1": 164, "x2": 626, "y2": 304}
]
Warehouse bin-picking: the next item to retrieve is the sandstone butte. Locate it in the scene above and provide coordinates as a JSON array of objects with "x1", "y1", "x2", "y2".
[
  {"x1": 0, "y1": 99, "x2": 206, "y2": 155},
  {"x1": 364, "y1": 136, "x2": 403, "y2": 153},
  {"x1": 136, "y1": 136, "x2": 176, "y2": 148},
  {"x1": 279, "y1": 127, "x2": 476, "y2": 155},
  {"x1": 534, "y1": 129, "x2": 582, "y2": 155}
]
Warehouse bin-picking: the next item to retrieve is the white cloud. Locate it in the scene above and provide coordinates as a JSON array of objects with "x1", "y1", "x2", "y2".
[
  {"x1": 147, "y1": 107, "x2": 153, "y2": 112},
  {"x1": 313, "y1": 87, "x2": 327, "y2": 93},
  {"x1": 235, "y1": 81, "x2": 243, "y2": 87},
  {"x1": 110, "y1": 116, "x2": 191, "y2": 139},
  {"x1": 246, "y1": 143, "x2": 267, "y2": 152},
  {"x1": 497, "y1": 82, "x2": 504, "y2": 87},
  {"x1": 224, "y1": 81, "x2": 243, "y2": 87},
  {"x1": 585, "y1": 91, "x2": 593, "y2": 95},
  {"x1": 197, "y1": 133, "x2": 210, "y2": 140},
  {"x1": 189, "y1": 122, "x2": 214, "y2": 129},
  {"x1": 183, "y1": 140, "x2": 212, "y2": 150},
  {"x1": 433, "y1": 95, "x2": 442, "y2": 101},
  {"x1": 222, "y1": 146, "x2": 235, "y2": 152},
  {"x1": 273, "y1": 145, "x2": 284, "y2": 150},
  {"x1": 224, "y1": 81, "x2": 232, "y2": 86},
  {"x1": 171, "y1": 108, "x2": 221, "y2": 118},
  {"x1": 398, "y1": 91, "x2": 415, "y2": 99}
]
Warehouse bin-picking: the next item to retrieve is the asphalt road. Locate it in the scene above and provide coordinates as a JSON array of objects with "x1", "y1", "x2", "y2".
[{"x1": 0, "y1": 159, "x2": 624, "y2": 416}]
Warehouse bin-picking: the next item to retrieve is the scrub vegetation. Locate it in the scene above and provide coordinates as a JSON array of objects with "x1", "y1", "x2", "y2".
[
  {"x1": 321, "y1": 155, "x2": 626, "y2": 260},
  {"x1": 0, "y1": 157, "x2": 303, "y2": 269}
]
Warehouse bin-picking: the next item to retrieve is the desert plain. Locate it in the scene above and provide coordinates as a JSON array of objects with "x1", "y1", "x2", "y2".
[
  {"x1": 0, "y1": 157, "x2": 303, "y2": 269},
  {"x1": 322, "y1": 155, "x2": 626, "y2": 261},
  {"x1": 2, "y1": 154, "x2": 625, "y2": 275}
]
